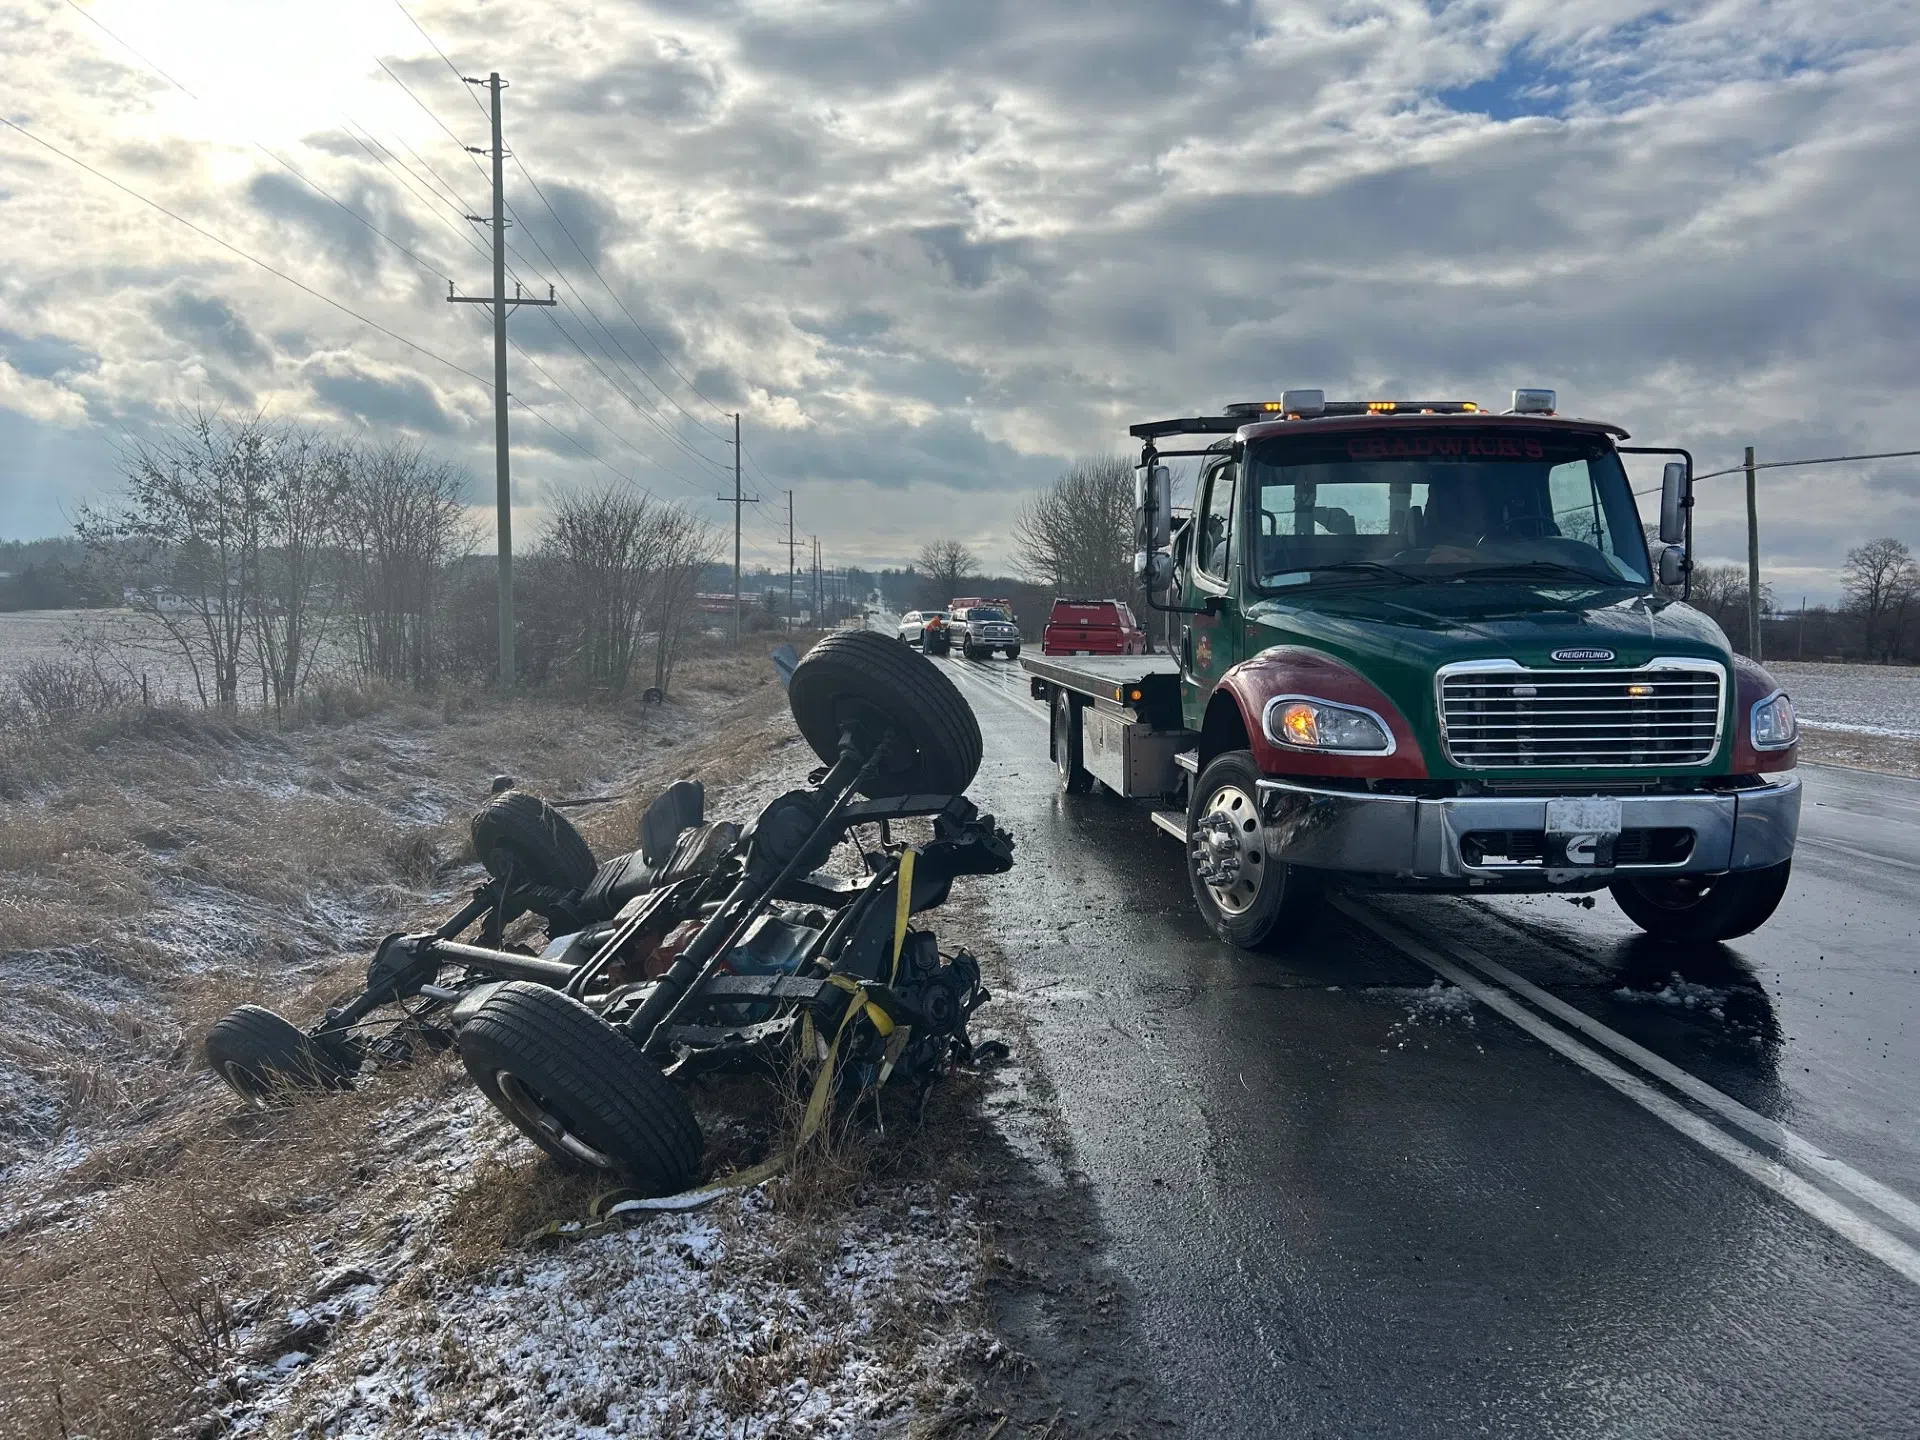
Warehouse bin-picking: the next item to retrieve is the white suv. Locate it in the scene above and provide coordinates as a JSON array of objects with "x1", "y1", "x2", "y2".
[{"x1": 898, "y1": 610, "x2": 946, "y2": 646}]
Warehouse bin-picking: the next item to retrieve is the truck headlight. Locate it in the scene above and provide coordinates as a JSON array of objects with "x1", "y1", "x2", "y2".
[
  {"x1": 1750, "y1": 690, "x2": 1797, "y2": 750},
  {"x1": 1262, "y1": 695, "x2": 1395, "y2": 753}
]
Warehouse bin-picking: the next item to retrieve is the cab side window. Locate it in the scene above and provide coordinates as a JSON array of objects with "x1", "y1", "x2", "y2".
[{"x1": 1197, "y1": 462, "x2": 1237, "y2": 584}]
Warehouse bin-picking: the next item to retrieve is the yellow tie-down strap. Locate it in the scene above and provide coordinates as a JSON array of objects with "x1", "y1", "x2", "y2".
[{"x1": 530, "y1": 850, "x2": 920, "y2": 1233}]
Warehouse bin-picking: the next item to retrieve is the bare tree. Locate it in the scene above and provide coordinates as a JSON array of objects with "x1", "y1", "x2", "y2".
[
  {"x1": 1842, "y1": 537, "x2": 1920, "y2": 662},
  {"x1": 648, "y1": 505, "x2": 718, "y2": 696},
  {"x1": 250, "y1": 428, "x2": 348, "y2": 709},
  {"x1": 77, "y1": 410, "x2": 271, "y2": 709},
  {"x1": 338, "y1": 441, "x2": 473, "y2": 687},
  {"x1": 538, "y1": 487, "x2": 661, "y2": 697},
  {"x1": 1013, "y1": 455, "x2": 1134, "y2": 599},
  {"x1": 915, "y1": 539, "x2": 980, "y2": 609}
]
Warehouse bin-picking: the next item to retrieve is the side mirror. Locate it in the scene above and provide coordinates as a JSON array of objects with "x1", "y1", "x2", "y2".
[
  {"x1": 1134, "y1": 464, "x2": 1172, "y2": 551},
  {"x1": 1658, "y1": 461, "x2": 1688, "y2": 545},
  {"x1": 1658, "y1": 544, "x2": 1688, "y2": 588},
  {"x1": 1133, "y1": 549, "x2": 1174, "y2": 592}
]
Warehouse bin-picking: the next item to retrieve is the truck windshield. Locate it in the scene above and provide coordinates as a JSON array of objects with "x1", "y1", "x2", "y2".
[
  {"x1": 1246, "y1": 430, "x2": 1652, "y2": 590},
  {"x1": 971, "y1": 607, "x2": 1010, "y2": 621}
]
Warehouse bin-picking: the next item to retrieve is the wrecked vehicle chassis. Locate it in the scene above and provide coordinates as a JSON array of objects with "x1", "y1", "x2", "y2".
[{"x1": 204, "y1": 630, "x2": 1008, "y2": 1197}]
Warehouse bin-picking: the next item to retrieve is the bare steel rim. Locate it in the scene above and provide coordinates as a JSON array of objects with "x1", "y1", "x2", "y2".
[
  {"x1": 1629, "y1": 875, "x2": 1722, "y2": 910},
  {"x1": 1191, "y1": 782, "x2": 1266, "y2": 916},
  {"x1": 218, "y1": 1061, "x2": 273, "y2": 1110},
  {"x1": 494, "y1": 1070, "x2": 616, "y2": 1169}
]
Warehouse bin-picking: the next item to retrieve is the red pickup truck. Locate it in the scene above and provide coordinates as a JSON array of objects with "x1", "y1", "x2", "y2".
[{"x1": 1042, "y1": 599, "x2": 1147, "y2": 656}]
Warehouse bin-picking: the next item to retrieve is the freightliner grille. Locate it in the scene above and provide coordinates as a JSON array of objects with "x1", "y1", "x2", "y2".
[{"x1": 1439, "y1": 662, "x2": 1723, "y2": 769}]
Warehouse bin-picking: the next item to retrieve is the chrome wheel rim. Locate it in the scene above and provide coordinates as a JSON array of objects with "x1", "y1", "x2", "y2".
[
  {"x1": 495, "y1": 1070, "x2": 614, "y2": 1168},
  {"x1": 1191, "y1": 783, "x2": 1266, "y2": 916}
]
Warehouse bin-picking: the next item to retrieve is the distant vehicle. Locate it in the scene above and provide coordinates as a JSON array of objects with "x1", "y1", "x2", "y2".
[
  {"x1": 898, "y1": 610, "x2": 949, "y2": 648},
  {"x1": 1042, "y1": 598, "x2": 1147, "y2": 656},
  {"x1": 952, "y1": 604, "x2": 1022, "y2": 661}
]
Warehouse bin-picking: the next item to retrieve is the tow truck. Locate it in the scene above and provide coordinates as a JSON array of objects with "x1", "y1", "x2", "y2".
[{"x1": 1022, "y1": 389, "x2": 1802, "y2": 947}]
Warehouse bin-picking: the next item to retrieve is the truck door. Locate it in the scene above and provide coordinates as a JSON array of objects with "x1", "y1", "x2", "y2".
[{"x1": 1180, "y1": 457, "x2": 1242, "y2": 720}]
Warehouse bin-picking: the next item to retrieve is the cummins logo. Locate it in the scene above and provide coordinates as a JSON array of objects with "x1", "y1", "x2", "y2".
[{"x1": 1551, "y1": 647, "x2": 1616, "y2": 663}]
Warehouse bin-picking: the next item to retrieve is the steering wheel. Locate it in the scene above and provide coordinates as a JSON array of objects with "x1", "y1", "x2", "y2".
[{"x1": 1476, "y1": 515, "x2": 1558, "y2": 545}]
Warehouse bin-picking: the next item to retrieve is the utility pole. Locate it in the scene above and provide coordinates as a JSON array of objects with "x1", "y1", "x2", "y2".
[
  {"x1": 1744, "y1": 445, "x2": 1762, "y2": 661},
  {"x1": 448, "y1": 72, "x2": 554, "y2": 688},
  {"x1": 811, "y1": 536, "x2": 820, "y2": 624},
  {"x1": 717, "y1": 412, "x2": 757, "y2": 646},
  {"x1": 783, "y1": 490, "x2": 799, "y2": 635}
]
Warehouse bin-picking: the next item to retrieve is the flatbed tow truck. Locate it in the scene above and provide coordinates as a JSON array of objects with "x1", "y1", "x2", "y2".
[{"x1": 1022, "y1": 389, "x2": 1803, "y2": 948}]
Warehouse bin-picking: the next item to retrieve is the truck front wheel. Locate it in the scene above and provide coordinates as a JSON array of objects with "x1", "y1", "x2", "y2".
[
  {"x1": 1609, "y1": 862, "x2": 1791, "y2": 944},
  {"x1": 1187, "y1": 751, "x2": 1321, "y2": 948}
]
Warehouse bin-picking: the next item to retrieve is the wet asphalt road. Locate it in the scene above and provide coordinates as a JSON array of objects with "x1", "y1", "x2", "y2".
[{"x1": 937, "y1": 652, "x2": 1920, "y2": 1439}]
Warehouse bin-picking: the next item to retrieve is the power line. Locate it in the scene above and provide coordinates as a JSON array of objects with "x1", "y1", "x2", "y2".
[
  {"x1": 372, "y1": 48, "x2": 733, "y2": 477},
  {"x1": 1634, "y1": 448, "x2": 1920, "y2": 495},
  {"x1": 59, "y1": 0, "x2": 458, "y2": 286},
  {"x1": 394, "y1": 0, "x2": 739, "y2": 429},
  {"x1": 0, "y1": 115, "x2": 492, "y2": 388},
  {"x1": 506, "y1": 154, "x2": 736, "y2": 435},
  {"x1": 394, "y1": 1, "x2": 490, "y2": 116}
]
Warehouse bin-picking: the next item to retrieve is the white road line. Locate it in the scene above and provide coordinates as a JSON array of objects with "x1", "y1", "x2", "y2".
[
  {"x1": 1798, "y1": 835, "x2": 1920, "y2": 875},
  {"x1": 1337, "y1": 897, "x2": 1920, "y2": 1289},
  {"x1": 1430, "y1": 898, "x2": 1920, "y2": 1238},
  {"x1": 947, "y1": 661, "x2": 1051, "y2": 723}
]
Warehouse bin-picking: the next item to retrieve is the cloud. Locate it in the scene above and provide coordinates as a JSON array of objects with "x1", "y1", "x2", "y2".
[
  {"x1": 307, "y1": 363, "x2": 455, "y2": 434},
  {"x1": 0, "y1": 0, "x2": 1916, "y2": 601},
  {"x1": 152, "y1": 290, "x2": 270, "y2": 368},
  {"x1": 0, "y1": 358, "x2": 89, "y2": 426}
]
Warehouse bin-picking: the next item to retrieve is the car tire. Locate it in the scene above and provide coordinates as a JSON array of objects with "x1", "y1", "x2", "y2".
[
  {"x1": 458, "y1": 982, "x2": 702, "y2": 1194},
  {"x1": 1052, "y1": 688, "x2": 1093, "y2": 794},
  {"x1": 787, "y1": 628, "x2": 983, "y2": 797},
  {"x1": 471, "y1": 791, "x2": 598, "y2": 891},
  {"x1": 1609, "y1": 862, "x2": 1791, "y2": 943},
  {"x1": 1006, "y1": 646, "x2": 1021, "y2": 660},
  {"x1": 206, "y1": 1005, "x2": 356, "y2": 1107},
  {"x1": 1186, "y1": 751, "x2": 1321, "y2": 949}
]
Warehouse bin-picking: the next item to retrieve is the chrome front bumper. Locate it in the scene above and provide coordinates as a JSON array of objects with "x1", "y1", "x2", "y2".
[{"x1": 1254, "y1": 775, "x2": 1801, "y2": 885}]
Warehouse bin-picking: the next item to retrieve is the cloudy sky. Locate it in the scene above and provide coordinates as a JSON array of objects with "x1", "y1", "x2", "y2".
[{"x1": 2, "y1": 0, "x2": 1917, "y2": 598}]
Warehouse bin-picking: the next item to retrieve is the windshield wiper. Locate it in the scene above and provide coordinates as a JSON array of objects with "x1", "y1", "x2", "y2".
[
  {"x1": 1442, "y1": 561, "x2": 1625, "y2": 586},
  {"x1": 1267, "y1": 561, "x2": 1433, "y2": 587}
]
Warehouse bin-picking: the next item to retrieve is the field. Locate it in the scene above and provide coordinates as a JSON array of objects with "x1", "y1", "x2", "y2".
[{"x1": 1770, "y1": 660, "x2": 1920, "y2": 774}]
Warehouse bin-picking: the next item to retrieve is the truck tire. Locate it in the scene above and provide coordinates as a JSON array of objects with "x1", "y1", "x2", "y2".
[
  {"x1": 458, "y1": 982, "x2": 702, "y2": 1194},
  {"x1": 471, "y1": 791, "x2": 597, "y2": 891},
  {"x1": 206, "y1": 1005, "x2": 355, "y2": 1107},
  {"x1": 1006, "y1": 645, "x2": 1021, "y2": 660},
  {"x1": 1609, "y1": 862, "x2": 1791, "y2": 943},
  {"x1": 1052, "y1": 689, "x2": 1093, "y2": 794},
  {"x1": 1187, "y1": 751, "x2": 1321, "y2": 949},
  {"x1": 788, "y1": 628, "x2": 983, "y2": 797}
]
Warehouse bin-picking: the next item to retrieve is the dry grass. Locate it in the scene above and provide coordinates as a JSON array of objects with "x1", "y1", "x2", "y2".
[
  {"x1": 0, "y1": 645, "x2": 796, "y2": 1440},
  {"x1": 1796, "y1": 728, "x2": 1920, "y2": 778}
]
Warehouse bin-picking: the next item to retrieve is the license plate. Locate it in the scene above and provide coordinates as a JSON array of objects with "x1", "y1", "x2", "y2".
[{"x1": 1545, "y1": 798, "x2": 1622, "y2": 867}]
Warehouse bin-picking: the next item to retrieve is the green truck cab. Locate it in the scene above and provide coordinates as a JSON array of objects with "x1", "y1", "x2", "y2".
[{"x1": 1022, "y1": 390, "x2": 1800, "y2": 950}]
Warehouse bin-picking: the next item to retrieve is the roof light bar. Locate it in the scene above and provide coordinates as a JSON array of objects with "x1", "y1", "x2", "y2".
[
  {"x1": 1225, "y1": 395, "x2": 1480, "y2": 420},
  {"x1": 1510, "y1": 388, "x2": 1557, "y2": 415}
]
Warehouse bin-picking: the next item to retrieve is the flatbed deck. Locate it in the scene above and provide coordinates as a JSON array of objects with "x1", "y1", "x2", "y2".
[{"x1": 1020, "y1": 652, "x2": 1181, "y2": 705}]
